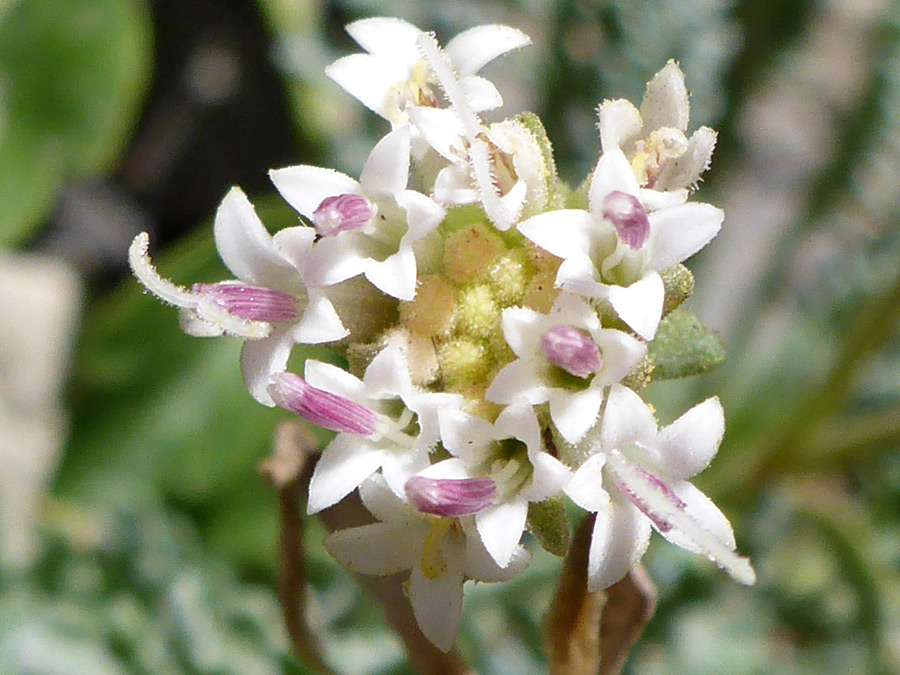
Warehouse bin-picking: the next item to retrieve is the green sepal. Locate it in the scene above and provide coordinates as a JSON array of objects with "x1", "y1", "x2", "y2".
[
  {"x1": 527, "y1": 497, "x2": 571, "y2": 557},
  {"x1": 661, "y1": 264, "x2": 695, "y2": 316},
  {"x1": 648, "y1": 308, "x2": 726, "y2": 379},
  {"x1": 513, "y1": 111, "x2": 564, "y2": 210}
]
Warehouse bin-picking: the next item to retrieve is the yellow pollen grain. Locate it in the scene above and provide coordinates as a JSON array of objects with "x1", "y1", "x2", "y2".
[{"x1": 488, "y1": 249, "x2": 530, "y2": 304}]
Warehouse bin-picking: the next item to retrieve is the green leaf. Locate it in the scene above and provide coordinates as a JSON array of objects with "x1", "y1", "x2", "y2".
[
  {"x1": 0, "y1": 0, "x2": 152, "y2": 246},
  {"x1": 648, "y1": 309, "x2": 725, "y2": 380},
  {"x1": 527, "y1": 498, "x2": 570, "y2": 557}
]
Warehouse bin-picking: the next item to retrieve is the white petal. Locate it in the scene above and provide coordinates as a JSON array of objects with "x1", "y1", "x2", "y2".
[
  {"x1": 556, "y1": 256, "x2": 607, "y2": 298},
  {"x1": 495, "y1": 400, "x2": 542, "y2": 451},
  {"x1": 360, "y1": 126, "x2": 411, "y2": 196},
  {"x1": 587, "y1": 493, "x2": 652, "y2": 591},
  {"x1": 666, "y1": 480, "x2": 736, "y2": 551},
  {"x1": 409, "y1": 556, "x2": 464, "y2": 652},
  {"x1": 291, "y1": 293, "x2": 348, "y2": 344},
  {"x1": 517, "y1": 209, "x2": 596, "y2": 260},
  {"x1": 607, "y1": 271, "x2": 664, "y2": 340},
  {"x1": 179, "y1": 309, "x2": 223, "y2": 337},
  {"x1": 549, "y1": 292, "x2": 601, "y2": 330},
  {"x1": 213, "y1": 187, "x2": 295, "y2": 288},
  {"x1": 396, "y1": 189, "x2": 446, "y2": 241},
  {"x1": 476, "y1": 499, "x2": 528, "y2": 567},
  {"x1": 381, "y1": 448, "x2": 431, "y2": 498},
  {"x1": 433, "y1": 165, "x2": 478, "y2": 205},
  {"x1": 304, "y1": 359, "x2": 366, "y2": 401},
  {"x1": 565, "y1": 455, "x2": 609, "y2": 513},
  {"x1": 655, "y1": 126, "x2": 717, "y2": 192},
  {"x1": 307, "y1": 435, "x2": 386, "y2": 514},
  {"x1": 640, "y1": 60, "x2": 690, "y2": 133},
  {"x1": 438, "y1": 409, "x2": 495, "y2": 459},
  {"x1": 239, "y1": 326, "x2": 294, "y2": 405},
  {"x1": 549, "y1": 387, "x2": 604, "y2": 444},
  {"x1": 359, "y1": 473, "x2": 413, "y2": 523},
  {"x1": 346, "y1": 17, "x2": 421, "y2": 58},
  {"x1": 325, "y1": 521, "x2": 418, "y2": 575},
  {"x1": 409, "y1": 391, "x2": 462, "y2": 448},
  {"x1": 648, "y1": 202, "x2": 723, "y2": 270},
  {"x1": 657, "y1": 397, "x2": 725, "y2": 479},
  {"x1": 600, "y1": 384, "x2": 658, "y2": 451},
  {"x1": 363, "y1": 343, "x2": 412, "y2": 396},
  {"x1": 499, "y1": 305, "x2": 543, "y2": 356},
  {"x1": 524, "y1": 452, "x2": 573, "y2": 502},
  {"x1": 464, "y1": 539, "x2": 529, "y2": 583},
  {"x1": 419, "y1": 457, "x2": 471, "y2": 480},
  {"x1": 593, "y1": 329, "x2": 647, "y2": 386},
  {"x1": 485, "y1": 359, "x2": 551, "y2": 405},
  {"x1": 607, "y1": 452, "x2": 756, "y2": 585},
  {"x1": 269, "y1": 166, "x2": 361, "y2": 219},
  {"x1": 364, "y1": 248, "x2": 417, "y2": 300},
  {"x1": 271, "y1": 226, "x2": 316, "y2": 278},
  {"x1": 589, "y1": 148, "x2": 642, "y2": 216},
  {"x1": 325, "y1": 54, "x2": 407, "y2": 118},
  {"x1": 444, "y1": 25, "x2": 531, "y2": 76},
  {"x1": 638, "y1": 187, "x2": 688, "y2": 211},
  {"x1": 460, "y1": 75, "x2": 503, "y2": 111},
  {"x1": 597, "y1": 99, "x2": 642, "y2": 151},
  {"x1": 303, "y1": 234, "x2": 369, "y2": 288},
  {"x1": 407, "y1": 106, "x2": 466, "y2": 161}
]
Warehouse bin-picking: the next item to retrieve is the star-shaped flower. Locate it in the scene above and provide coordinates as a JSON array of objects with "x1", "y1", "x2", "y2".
[
  {"x1": 268, "y1": 343, "x2": 462, "y2": 512},
  {"x1": 325, "y1": 473, "x2": 529, "y2": 651},
  {"x1": 485, "y1": 293, "x2": 646, "y2": 443},
  {"x1": 517, "y1": 147, "x2": 723, "y2": 339},
  {"x1": 565, "y1": 384, "x2": 756, "y2": 590},
  {"x1": 599, "y1": 60, "x2": 717, "y2": 192},
  {"x1": 270, "y1": 125, "x2": 445, "y2": 301},
  {"x1": 326, "y1": 17, "x2": 530, "y2": 128},
  {"x1": 435, "y1": 400, "x2": 571, "y2": 567},
  {"x1": 128, "y1": 187, "x2": 347, "y2": 405}
]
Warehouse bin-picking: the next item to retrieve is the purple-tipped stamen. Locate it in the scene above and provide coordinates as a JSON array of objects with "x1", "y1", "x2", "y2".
[
  {"x1": 193, "y1": 283, "x2": 298, "y2": 322},
  {"x1": 312, "y1": 193, "x2": 375, "y2": 237},
  {"x1": 405, "y1": 476, "x2": 497, "y2": 517},
  {"x1": 541, "y1": 325, "x2": 602, "y2": 378},
  {"x1": 268, "y1": 373, "x2": 378, "y2": 436},
  {"x1": 601, "y1": 190, "x2": 651, "y2": 250}
]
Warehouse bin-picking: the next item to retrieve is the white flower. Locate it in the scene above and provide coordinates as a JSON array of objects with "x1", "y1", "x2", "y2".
[
  {"x1": 128, "y1": 187, "x2": 347, "y2": 405},
  {"x1": 565, "y1": 384, "x2": 756, "y2": 590},
  {"x1": 517, "y1": 147, "x2": 723, "y2": 339},
  {"x1": 270, "y1": 125, "x2": 445, "y2": 301},
  {"x1": 486, "y1": 293, "x2": 646, "y2": 443},
  {"x1": 599, "y1": 60, "x2": 717, "y2": 192},
  {"x1": 268, "y1": 343, "x2": 462, "y2": 512},
  {"x1": 325, "y1": 474, "x2": 529, "y2": 652},
  {"x1": 326, "y1": 17, "x2": 530, "y2": 127},
  {"x1": 435, "y1": 401, "x2": 571, "y2": 567}
]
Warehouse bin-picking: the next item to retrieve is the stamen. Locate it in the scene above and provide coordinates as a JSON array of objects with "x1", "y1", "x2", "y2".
[
  {"x1": 193, "y1": 283, "x2": 298, "y2": 322},
  {"x1": 268, "y1": 373, "x2": 379, "y2": 436},
  {"x1": 541, "y1": 325, "x2": 602, "y2": 378},
  {"x1": 312, "y1": 193, "x2": 375, "y2": 237},
  {"x1": 601, "y1": 191, "x2": 651, "y2": 250}
]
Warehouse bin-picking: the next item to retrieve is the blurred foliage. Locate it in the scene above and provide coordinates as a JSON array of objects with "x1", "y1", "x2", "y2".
[
  {"x1": 0, "y1": 0, "x2": 897, "y2": 672},
  {"x1": 0, "y1": 0, "x2": 151, "y2": 246}
]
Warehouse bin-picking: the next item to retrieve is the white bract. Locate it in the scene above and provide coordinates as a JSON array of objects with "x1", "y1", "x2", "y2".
[
  {"x1": 566, "y1": 384, "x2": 756, "y2": 590},
  {"x1": 325, "y1": 474, "x2": 529, "y2": 652},
  {"x1": 128, "y1": 187, "x2": 347, "y2": 405}
]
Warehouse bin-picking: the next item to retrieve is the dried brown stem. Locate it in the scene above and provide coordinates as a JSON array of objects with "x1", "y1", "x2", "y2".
[
  {"x1": 543, "y1": 515, "x2": 605, "y2": 675},
  {"x1": 599, "y1": 566, "x2": 657, "y2": 675},
  {"x1": 259, "y1": 421, "x2": 336, "y2": 674}
]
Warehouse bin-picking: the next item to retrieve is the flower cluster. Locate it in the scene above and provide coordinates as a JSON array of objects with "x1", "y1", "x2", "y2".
[{"x1": 130, "y1": 17, "x2": 754, "y2": 652}]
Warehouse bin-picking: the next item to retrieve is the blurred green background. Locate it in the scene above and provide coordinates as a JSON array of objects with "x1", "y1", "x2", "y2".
[{"x1": 0, "y1": 0, "x2": 898, "y2": 673}]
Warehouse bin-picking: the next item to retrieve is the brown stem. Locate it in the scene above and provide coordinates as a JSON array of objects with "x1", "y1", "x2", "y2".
[
  {"x1": 599, "y1": 566, "x2": 657, "y2": 675},
  {"x1": 259, "y1": 421, "x2": 336, "y2": 674},
  {"x1": 543, "y1": 515, "x2": 605, "y2": 675}
]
